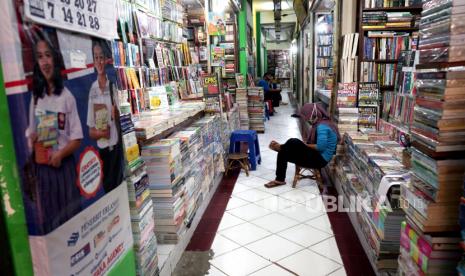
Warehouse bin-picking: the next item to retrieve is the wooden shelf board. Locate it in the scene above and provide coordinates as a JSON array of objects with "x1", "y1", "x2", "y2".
[{"x1": 362, "y1": 59, "x2": 398, "y2": 63}]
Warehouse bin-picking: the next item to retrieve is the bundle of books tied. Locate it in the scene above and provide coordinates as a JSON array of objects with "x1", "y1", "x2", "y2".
[
  {"x1": 335, "y1": 83, "x2": 359, "y2": 134},
  {"x1": 362, "y1": 12, "x2": 413, "y2": 29},
  {"x1": 236, "y1": 88, "x2": 249, "y2": 129},
  {"x1": 34, "y1": 110, "x2": 59, "y2": 164}
]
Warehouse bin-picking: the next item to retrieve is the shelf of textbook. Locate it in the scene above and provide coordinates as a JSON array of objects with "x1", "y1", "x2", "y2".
[
  {"x1": 362, "y1": 6, "x2": 422, "y2": 12},
  {"x1": 158, "y1": 173, "x2": 223, "y2": 276},
  {"x1": 361, "y1": 27, "x2": 418, "y2": 32}
]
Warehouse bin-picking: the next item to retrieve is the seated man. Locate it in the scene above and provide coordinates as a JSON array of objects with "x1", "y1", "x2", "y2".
[
  {"x1": 258, "y1": 72, "x2": 282, "y2": 108},
  {"x1": 265, "y1": 103, "x2": 340, "y2": 188}
]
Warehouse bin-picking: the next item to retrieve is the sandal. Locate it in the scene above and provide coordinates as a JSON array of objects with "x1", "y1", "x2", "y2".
[
  {"x1": 264, "y1": 180, "x2": 286, "y2": 188},
  {"x1": 269, "y1": 141, "x2": 281, "y2": 152}
]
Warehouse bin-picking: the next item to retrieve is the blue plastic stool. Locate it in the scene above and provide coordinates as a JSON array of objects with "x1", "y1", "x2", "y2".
[{"x1": 229, "y1": 130, "x2": 262, "y2": 170}]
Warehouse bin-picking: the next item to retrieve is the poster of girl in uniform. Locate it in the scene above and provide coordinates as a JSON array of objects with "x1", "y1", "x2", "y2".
[
  {"x1": 87, "y1": 39, "x2": 123, "y2": 193},
  {"x1": 25, "y1": 30, "x2": 83, "y2": 235},
  {"x1": 9, "y1": 24, "x2": 124, "y2": 235}
]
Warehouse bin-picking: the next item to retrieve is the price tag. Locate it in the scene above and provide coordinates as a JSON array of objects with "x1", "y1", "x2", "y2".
[{"x1": 25, "y1": 0, "x2": 118, "y2": 40}]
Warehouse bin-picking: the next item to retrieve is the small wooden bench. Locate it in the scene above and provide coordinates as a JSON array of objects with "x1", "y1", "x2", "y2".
[{"x1": 225, "y1": 153, "x2": 250, "y2": 177}]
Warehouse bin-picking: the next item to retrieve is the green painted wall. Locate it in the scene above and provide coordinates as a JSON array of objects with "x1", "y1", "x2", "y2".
[
  {"x1": 255, "y1": 11, "x2": 262, "y2": 78},
  {"x1": 0, "y1": 63, "x2": 34, "y2": 275},
  {"x1": 238, "y1": 0, "x2": 248, "y2": 83}
]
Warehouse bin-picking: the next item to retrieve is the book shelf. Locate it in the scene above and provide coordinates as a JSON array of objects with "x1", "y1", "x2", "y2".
[
  {"x1": 267, "y1": 50, "x2": 291, "y2": 88},
  {"x1": 314, "y1": 12, "x2": 334, "y2": 110},
  {"x1": 357, "y1": 0, "x2": 422, "y2": 91}
]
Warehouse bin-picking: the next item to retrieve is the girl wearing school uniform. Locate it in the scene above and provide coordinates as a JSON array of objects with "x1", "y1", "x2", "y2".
[
  {"x1": 26, "y1": 38, "x2": 83, "y2": 234},
  {"x1": 87, "y1": 40, "x2": 123, "y2": 193}
]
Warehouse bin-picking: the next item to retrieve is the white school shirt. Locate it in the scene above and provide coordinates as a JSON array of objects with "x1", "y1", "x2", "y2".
[
  {"x1": 86, "y1": 79, "x2": 118, "y2": 149},
  {"x1": 26, "y1": 87, "x2": 83, "y2": 151}
]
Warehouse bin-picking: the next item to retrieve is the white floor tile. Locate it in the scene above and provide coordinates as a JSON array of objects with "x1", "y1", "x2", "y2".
[
  {"x1": 253, "y1": 196, "x2": 299, "y2": 212},
  {"x1": 248, "y1": 264, "x2": 295, "y2": 276},
  {"x1": 277, "y1": 249, "x2": 342, "y2": 276},
  {"x1": 279, "y1": 189, "x2": 318, "y2": 204},
  {"x1": 219, "y1": 222, "x2": 271, "y2": 245},
  {"x1": 205, "y1": 265, "x2": 228, "y2": 276},
  {"x1": 305, "y1": 213, "x2": 333, "y2": 234},
  {"x1": 246, "y1": 235, "x2": 303, "y2": 262},
  {"x1": 278, "y1": 224, "x2": 332, "y2": 247},
  {"x1": 217, "y1": 213, "x2": 246, "y2": 231},
  {"x1": 309, "y1": 237, "x2": 343, "y2": 265},
  {"x1": 240, "y1": 176, "x2": 271, "y2": 188},
  {"x1": 328, "y1": 267, "x2": 347, "y2": 276},
  {"x1": 227, "y1": 203, "x2": 272, "y2": 221},
  {"x1": 250, "y1": 212, "x2": 300, "y2": 233},
  {"x1": 278, "y1": 203, "x2": 327, "y2": 222},
  {"x1": 231, "y1": 183, "x2": 254, "y2": 194},
  {"x1": 255, "y1": 183, "x2": 294, "y2": 195},
  {"x1": 210, "y1": 234, "x2": 241, "y2": 258},
  {"x1": 226, "y1": 196, "x2": 250, "y2": 210},
  {"x1": 233, "y1": 188, "x2": 274, "y2": 203},
  {"x1": 210, "y1": 248, "x2": 271, "y2": 276},
  {"x1": 296, "y1": 182, "x2": 321, "y2": 194}
]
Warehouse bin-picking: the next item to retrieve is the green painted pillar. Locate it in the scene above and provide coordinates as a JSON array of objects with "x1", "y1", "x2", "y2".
[
  {"x1": 255, "y1": 11, "x2": 262, "y2": 78},
  {"x1": 0, "y1": 64, "x2": 34, "y2": 275},
  {"x1": 238, "y1": 0, "x2": 247, "y2": 82},
  {"x1": 264, "y1": 48, "x2": 268, "y2": 74}
]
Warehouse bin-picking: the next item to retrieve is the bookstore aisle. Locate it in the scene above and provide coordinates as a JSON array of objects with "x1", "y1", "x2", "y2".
[{"x1": 171, "y1": 91, "x2": 356, "y2": 276}]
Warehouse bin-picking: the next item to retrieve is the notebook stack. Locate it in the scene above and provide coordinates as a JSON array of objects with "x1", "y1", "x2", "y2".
[
  {"x1": 141, "y1": 139, "x2": 186, "y2": 244},
  {"x1": 169, "y1": 126, "x2": 203, "y2": 227},
  {"x1": 247, "y1": 87, "x2": 265, "y2": 133},
  {"x1": 236, "y1": 88, "x2": 249, "y2": 129},
  {"x1": 127, "y1": 169, "x2": 159, "y2": 276},
  {"x1": 399, "y1": 0, "x2": 465, "y2": 273}
]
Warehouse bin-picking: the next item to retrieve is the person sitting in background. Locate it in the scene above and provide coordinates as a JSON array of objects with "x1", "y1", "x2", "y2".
[
  {"x1": 264, "y1": 103, "x2": 340, "y2": 188},
  {"x1": 271, "y1": 75, "x2": 288, "y2": 105},
  {"x1": 258, "y1": 72, "x2": 282, "y2": 108}
]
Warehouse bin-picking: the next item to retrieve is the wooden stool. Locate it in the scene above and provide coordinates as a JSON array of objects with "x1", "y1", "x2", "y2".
[
  {"x1": 225, "y1": 153, "x2": 250, "y2": 176},
  {"x1": 292, "y1": 165, "x2": 322, "y2": 188}
]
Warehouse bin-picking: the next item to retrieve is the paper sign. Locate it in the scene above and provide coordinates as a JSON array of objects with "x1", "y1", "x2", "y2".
[{"x1": 70, "y1": 51, "x2": 87, "y2": 68}]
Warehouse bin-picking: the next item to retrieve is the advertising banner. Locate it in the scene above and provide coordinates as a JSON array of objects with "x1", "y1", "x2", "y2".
[
  {"x1": 29, "y1": 184, "x2": 133, "y2": 276},
  {"x1": 0, "y1": 1, "x2": 134, "y2": 275}
]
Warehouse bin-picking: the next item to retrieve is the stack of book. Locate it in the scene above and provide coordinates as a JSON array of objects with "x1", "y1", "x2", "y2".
[
  {"x1": 364, "y1": 0, "x2": 422, "y2": 8},
  {"x1": 398, "y1": 220, "x2": 461, "y2": 275},
  {"x1": 358, "y1": 82, "x2": 380, "y2": 131},
  {"x1": 236, "y1": 88, "x2": 249, "y2": 129},
  {"x1": 127, "y1": 169, "x2": 159, "y2": 276},
  {"x1": 386, "y1": 12, "x2": 413, "y2": 28},
  {"x1": 362, "y1": 12, "x2": 388, "y2": 29},
  {"x1": 141, "y1": 139, "x2": 186, "y2": 244},
  {"x1": 335, "y1": 83, "x2": 359, "y2": 134},
  {"x1": 169, "y1": 126, "x2": 203, "y2": 227},
  {"x1": 334, "y1": 133, "x2": 409, "y2": 274},
  {"x1": 247, "y1": 87, "x2": 265, "y2": 133},
  {"x1": 398, "y1": 1, "x2": 465, "y2": 274},
  {"x1": 122, "y1": 111, "x2": 159, "y2": 275},
  {"x1": 459, "y1": 175, "x2": 465, "y2": 274}
]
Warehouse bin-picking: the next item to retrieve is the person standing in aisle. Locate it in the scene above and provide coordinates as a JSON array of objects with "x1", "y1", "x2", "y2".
[
  {"x1": 26, "y1": 37, "x2": 83, "y2": 234},
  {"x1": 87, "y1": 40, "x2": 123, "y2": 193},
  {"x1": 258, "y1": 72, "x2": 282, "y2": 108},
  {"x1": 264, "y1": 103, "x2": 340, "y2": 188}
]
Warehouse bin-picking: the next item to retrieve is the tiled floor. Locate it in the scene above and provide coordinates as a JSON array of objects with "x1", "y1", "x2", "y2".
[{"x1": 174, "y1": 92, "x2": 351, "y2": 275}]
